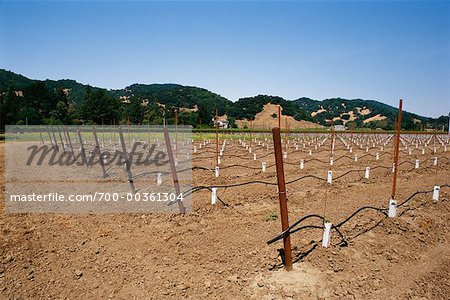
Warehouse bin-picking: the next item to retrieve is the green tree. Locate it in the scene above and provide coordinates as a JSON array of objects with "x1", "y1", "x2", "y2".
[{"x1": 80, "y1": 87, "x2": 121, "y2": 124}]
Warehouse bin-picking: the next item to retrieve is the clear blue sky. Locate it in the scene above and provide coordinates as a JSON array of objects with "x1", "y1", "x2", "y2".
[{"x1": 1, "y1": 0, "x2": 449, "y2": 117}]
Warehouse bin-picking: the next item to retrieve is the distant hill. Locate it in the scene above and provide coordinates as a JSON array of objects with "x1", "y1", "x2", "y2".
[
  {"x1": 0, "y1": 68, "x2": 448, "y2": 131},
  {"x1": 0, "y1": 69, "x2": 35, "y2": 90},
  {"x1": 292, "y1": 97, "x2": 437, "y2": 130},
  {"x1": 110, "y1": 83, "x2": 234, "y2": 122}
]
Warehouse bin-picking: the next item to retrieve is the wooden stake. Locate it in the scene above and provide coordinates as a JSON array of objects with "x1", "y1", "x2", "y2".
[
  {"x1": 284, "y1": 117, "x2": 288, "y2": 150},
  {"x1": 330, "y1": 120, "x2": 335, "y2": 158},
  {"x1": 215, "y1": 109, "x2": 219, "y2": 167},
  {"x1": 391, "y1": 99, "x2": 403, "y2": 199},
  {"x1": 199, "y1": 118, "x2": 202, "y2": 142},
  {"x1": 250, "y1": 119, "x2": 253, "y2": 149},
  {"x1": 272, "y1": 127, "x2": 293, "y2": 271},
  {"x1": 163, "y1": 126, "x2": 186, "y2": 214},
  {"x1": 278, "y1": 105, "x2": 281, "y2": 129}
]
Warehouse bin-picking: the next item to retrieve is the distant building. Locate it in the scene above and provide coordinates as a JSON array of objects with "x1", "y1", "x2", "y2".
[
  {"x1": 212, "y1": 118, "x2": 229, "y2": 129},
  {"x1": 332, "y1": 125, "x2": 346, "y2": 131}
]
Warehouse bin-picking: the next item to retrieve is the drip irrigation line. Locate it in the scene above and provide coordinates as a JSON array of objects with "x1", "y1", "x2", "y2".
[
  {"x1": 266, "y1": 214, "x2": 326, "y2": 244},
  {"x1": 168, "y1": 186, "x2": 229, "y2": 206},
  {"x1": 333, "y1": 169, "x2": 364, "y2": 180},
  {"x1": 267, "y1": 214, "x2": 347, "y2": 246},
  {"x1": 204, "y1": 179, "x2": 278, "y2": 188},
  {"x1": 267, "y1": 184, "x2": 449, "y2": 246},
  {"x1": 397, "y1": 189, "x2": 433, "y2": 207},
  {"x1": 218, "y1": 164, "x2": 262, "y2": 170},
  {"x1": 371, "y1": 165, "x2": 390, "y2": 171},
  {"x1": 131, "y1": 166, "x2": 203, "y2": 180},
  {"x1": 398, "y1": 160, "x2": 414, "y2": 166},
  {"x1": 358, "y1": 153, "x2": 373, "y2": 160},
  {"x1": 185, "y1": 174, "x2": 328, "y2": 197},
  {"x1": 305, "y1": 158, "x2": 328, "y2": 164},
  {"x1": 257, "y1": 152, "x2": 276, "y2": 159},
  {"x1": 335, "y1": 206, "x2": 388, "y2": 228},
  {"x1": 189, "y1": 158, "x2": 446, "y2": 185},
  {"x1": 285, "y1": 174, "x2": 326, "y2": 184},
  {"x1": 334, "y1": 155, "x2": 352, "y2": 162}
]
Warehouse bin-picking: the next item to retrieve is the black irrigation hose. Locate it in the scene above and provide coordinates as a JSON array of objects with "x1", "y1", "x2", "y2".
[
  {"x1": 288, "y1": 225, "x2": 323, "y2": 236},
  {"x1": 283, "y1": 161, "x2": 301, "y2": 166},
  {"x1": 193, "y1": 154, "x2": 244, "y2": 160},
  {"x1": 286, "y1": 174, "x2": 326, "y2": 184},
  {"x1": 184, "y1": 174, "x2": 329, "y2": 200},
  {"x1": 266, "y1": 214, "x2": 326, "y2": 244},
  {"x1": 219, "y1": 164, "x2": 262, "y2": 170},
  {"x1": 203, "y1": 174, "x2": 327, "y2": 189},
  {"x1": 268, "y1": 215, "x2": 348, "y2": 246},
  {"x1": 217, "y1": 179, "x2": 278, "y2": 187},
  {"x1": 305, "y1": 158, "x2": 328, "y2": 164},
  {"x1": 267, "y1": 184, "x2": 449, "y2": 246},
  {"x1": 333, "y1": 169, "x2": 364, "y2": 180},
  {"x1": 335, "y1": 206, "x2": 388, "y2": 228},
  {"x1": 193, "y1": 151, "x2": 275, "y2": 161},
  {"x1": 334, "y1": 155, "x2": 352, "y2": 162},
  {"x1": 257, "y1": 152, "x2": 275, "y2": 159},
  {"x1": 167, "y1": 186, "x2": 229, "y2": 206},
  {"x1": 405, "y1": 164, "x2": 442, "y2": 173},
  {"x1": 358, "y1": 153, "x2": 373, "y2": 160},
  {"x1": 371, "y1": 165, "x2": 390, "y2": 171},
  {"x1": 190, "y1": 157, "x2": 447, "y2": 184},
  {"x1": 131, "y1": 166, "x2": 210, "y2": 179},
  {"x1": 397, "y1": 189, "x2": 433, "y2": 207},
  {"x1": 289, "y1": 224, "x2": 348, "y2": 247}
]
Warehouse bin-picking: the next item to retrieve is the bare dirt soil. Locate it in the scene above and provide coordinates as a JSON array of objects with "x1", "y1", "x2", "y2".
[{"x1": 1, "y1": 133, "x2": 450, "y2": 299}]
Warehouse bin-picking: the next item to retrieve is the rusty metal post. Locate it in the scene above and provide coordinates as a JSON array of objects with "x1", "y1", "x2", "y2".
[
  {"x1": 199, "y1": 118, "x2": 202, "y2": 143},
  {"x1": 350, "y1": 123, "x2": 354, "y2": 149},
  {"x1": 272, "y1": 127, "x2": 293, "y2": 271},
  {"x1": 250, "y1": 119, "x2": 253, "y2": 149},
  {"x1": 278, "y1": 105, "x2": 281, "y2": 129},
  {"x1": 215, "y1": 109, "x2": 219, "y2": 167},
  {"x1": 175, "y1": 110, "x2": 178, "y2": 158},
  {"x1": 163, "y1": 126, "x2": 186, "y2": 214},
  {"x1": 330, "y1": 120, "x2": 335, "y2": 158},
  {"x1": 391, "y1": 99, "x2": 403, "y2": 199},
  {"x1": 284, "y1": 117, "x2": 288, "y2": 150}
]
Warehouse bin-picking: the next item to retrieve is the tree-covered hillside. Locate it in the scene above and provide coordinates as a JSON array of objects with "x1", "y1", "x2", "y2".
[
  {"x1": 293, "y1": 97, "x2": 439, "y2": 130},
  {"x1": 0, "y1": 69, "x2": 448, "y2": 131},
  {"x1": 110, "y1": 83, "x2": 234, "y2": 123}
]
